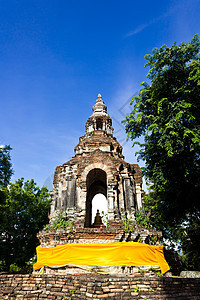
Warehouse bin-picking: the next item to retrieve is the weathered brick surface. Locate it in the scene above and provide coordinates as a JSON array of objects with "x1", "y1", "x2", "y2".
[
  {"x1": 37, "y1": 226, "x2": 162, "y2": 250},
  {"x1": 0, "y1": 274, "x2": 200, "y2": 299}
]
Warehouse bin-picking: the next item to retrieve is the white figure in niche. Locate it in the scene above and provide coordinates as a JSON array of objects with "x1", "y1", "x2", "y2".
[{"x1": 91, "y1": 193, "x2": 108, "y2": 225}]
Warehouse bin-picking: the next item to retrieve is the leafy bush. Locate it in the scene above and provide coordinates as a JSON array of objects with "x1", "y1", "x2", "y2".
[
  {"x1": 101, "y1": 211, "x2": 110, "y2": 228},
  {"x1": 51, "y1": 210, "x2": 73, "y2": 230},
  {"x1": 164, "y1": 248, "x2": 182, "y2": 275},
  {"x1": 122, "y1": 216, "x2": 135, "y2": 232},
  {"x1": 135, "y1": 209, "x2": 150, "y2": 229}
]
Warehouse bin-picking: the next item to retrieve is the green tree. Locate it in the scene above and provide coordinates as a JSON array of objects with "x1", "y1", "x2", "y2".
[
  {"x1": 0, "y1": 178, "x2": 50, "y2": 271},
  {"x1": 123, "y1": 35, "x2": 200, "y2": 270},
  {"x1": 0, "y1": 145, "x2": 13, "y2": 187}
]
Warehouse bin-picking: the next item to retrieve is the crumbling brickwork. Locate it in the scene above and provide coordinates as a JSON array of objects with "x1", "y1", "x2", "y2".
[
  {"x1": 38, "y1": 226, "x2": 162, "y2": 247},
  {"x1": 1, "y1": 274, "x2": 200, "y2": 299}
]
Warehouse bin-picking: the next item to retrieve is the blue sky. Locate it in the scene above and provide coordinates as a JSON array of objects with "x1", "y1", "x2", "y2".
[{"x1": 1, "y1": 0, "x2": 200, "y2": 189}]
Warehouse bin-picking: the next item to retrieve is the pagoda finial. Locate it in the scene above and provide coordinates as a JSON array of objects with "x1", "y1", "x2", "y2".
[
  {"x1": 85, "y1": 94, "x2": 113, "y2": 136},
  {"x1": 92, "y1": 94, "x2": 107, "y2": 115}
]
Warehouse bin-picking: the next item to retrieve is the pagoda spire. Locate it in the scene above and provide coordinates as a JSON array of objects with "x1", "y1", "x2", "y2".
[
  {"x1": 92, "y1": 93, "x2": 107, "y2": 115},
  {"x1": 85, "y1": 94, "x2": 113, "y2": 136}
]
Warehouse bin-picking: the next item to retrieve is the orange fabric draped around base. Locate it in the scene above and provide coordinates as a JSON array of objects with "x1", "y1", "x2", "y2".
[{"x1": 33, "y1": 242, "x2": 170, "y2": 274}]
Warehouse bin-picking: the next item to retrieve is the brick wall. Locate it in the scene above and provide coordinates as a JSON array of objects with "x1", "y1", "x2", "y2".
[
  {"x1": 38, "y1": 227, "x2": 162, "y2": 247},
  {"x1": 0, "y1": 274, "x2": 200, "y2": 299}
]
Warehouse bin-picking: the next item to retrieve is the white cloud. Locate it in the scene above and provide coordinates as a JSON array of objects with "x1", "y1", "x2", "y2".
[
  {"x1": 125, "y1": 12, "x2": 172, "y2": 38},
  {"x1": 125, "y1": 23, "x2": 152, "y2": 37}
]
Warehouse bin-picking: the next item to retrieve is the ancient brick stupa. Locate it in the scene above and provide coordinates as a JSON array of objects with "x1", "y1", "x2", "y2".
[
  {"x1": 36, "y1": 94, "x2": 164, "y2": 275},
  {"x1": 50, "y1": 93, "x2": 144, "y2": 227}
]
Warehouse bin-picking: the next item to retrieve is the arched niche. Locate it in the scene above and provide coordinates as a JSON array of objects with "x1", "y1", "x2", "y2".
[
  {"x1": 96, "y1": 118, "x2": 103, "y2": 130},
  {"x1": 85, "y1": 168, "x2": 107, "y2": 227}
]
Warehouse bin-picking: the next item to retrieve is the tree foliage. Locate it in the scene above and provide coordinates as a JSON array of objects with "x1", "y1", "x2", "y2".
[
  {"x1": 123, "y1": 35, "x2": 200, "y2": 270},
  {"x1": 0, "y1": 145, "x2": 13, "y2": 187},
  {"x1": 0, "y1": 178, "x2": 50, "y2": 271}
]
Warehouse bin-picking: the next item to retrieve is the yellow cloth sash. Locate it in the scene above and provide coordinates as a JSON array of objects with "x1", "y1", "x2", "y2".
[{"x1": 33, "y1": 242, "x2": 169, "y2": 274}]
